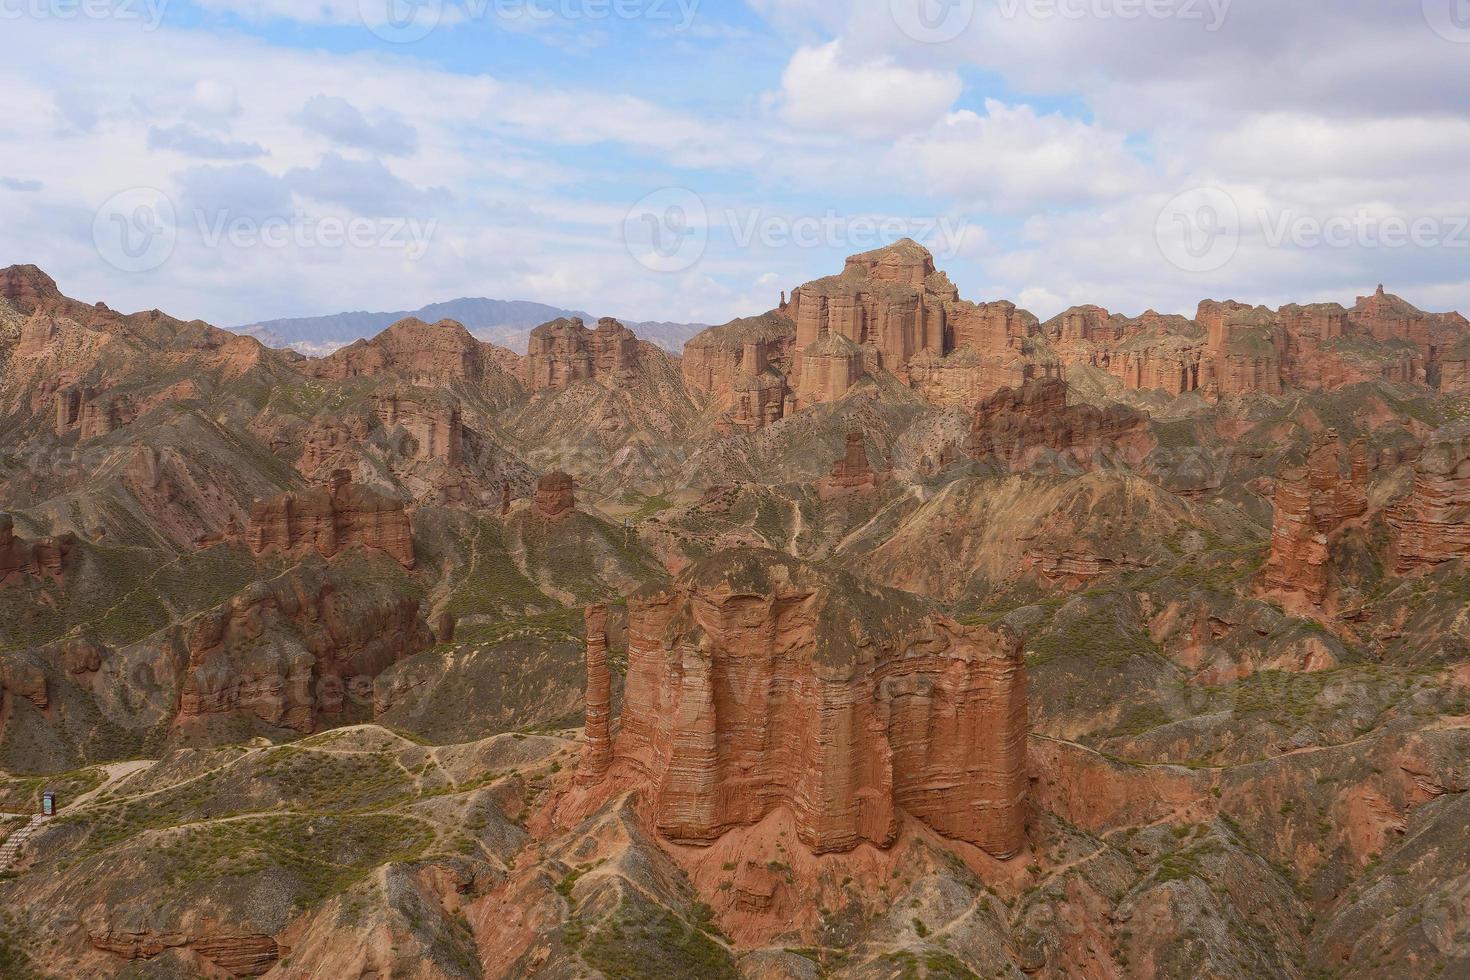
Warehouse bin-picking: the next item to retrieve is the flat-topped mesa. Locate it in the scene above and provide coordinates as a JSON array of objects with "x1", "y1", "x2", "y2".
[
  {"x1": 964, "y1": 377, "x2": 1150, "y2": 470},
  {"x1": 598, "y1": 549, "x2": 1028, "y2": 858},
  {"x1": 533, "y1": 470, "x2": 575, "y2": 519},
  {"x1": 0, "y1": 512, "x2": 74, "y2": 585},
  {"x1": 525, "y1": 316, "x2": 640, "y2": 391},
  {"x1": 816, "y1": 431, "x2": 887, "y2": 499},
  {"x1": 1263, "y1": 431, "x2": 1370, "y2": 603},
  {"x1": 1388, "y1": 426, "x2": 1470, "y2": 573},
  {"x1": 1352, "y1": 284, "x2": 1469, "y2": 361},
  {"x1": 314, "y1": 317, "x2": 489, "y2": 384},
  {"x1": 246, "y1": 469, "x2": 415, "y2": 568}
]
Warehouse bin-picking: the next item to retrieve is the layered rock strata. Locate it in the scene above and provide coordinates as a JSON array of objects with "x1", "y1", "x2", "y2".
[
  {"x1": 246, "y1": 470, "x2": 415, "y2": 568},
  {"x1": 180, "y1": 573, "x2": 431, "y2": 733},
  {"x1": 578, "y1": 603, "x2": 613, "y2": 784},
  {"x1": 525, "y1": 317, "x2": 641, "y2": 391},
  {"x1": 1389, "y1": 426, "x2": 1470, "y2": 573},
  {"x1": 1263, "y1": 431, "x2": 1370, "y2": 602},
  {"x1": 592, "y1": 550, "x2": 1028, "y2": 858},
  {"x1": 815, "y1": 431, "x2": 886, "y2": 499},
  {"x1": 533, "y1": 471, "x2": 575, "y2": 520},
  {"x1": 0, "y1": 512, "x2": 74, "y2": 585},
  {"x1": 963, "y1": 378, "x2": 1150, "y2": 470}
]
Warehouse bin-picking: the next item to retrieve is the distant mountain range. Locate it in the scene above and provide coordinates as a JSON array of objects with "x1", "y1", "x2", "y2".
[{"x1": 234, "y1": 297, "x2": 707, "y2": 356}]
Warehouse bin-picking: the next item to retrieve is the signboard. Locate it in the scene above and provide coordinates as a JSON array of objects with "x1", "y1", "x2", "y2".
[{"x1": 41, "y1": 791, "x2": 55, "y2": 817}]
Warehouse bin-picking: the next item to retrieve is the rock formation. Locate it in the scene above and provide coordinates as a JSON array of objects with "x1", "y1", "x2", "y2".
[
  {"x1": 682, "y1": 313, "x2": 795, "y2": 426},
  {"x1": 0, "y1": 512, "x2": 73, "y2": 585},
  {"x1": 180, "y1": 572, "x2": 431, "y2": 733},
  {"x1": 372, "y1": 391, "x2": 463, "y2": 465},
  {"x1": 532, "y1": 471, "x2": 574, "y2": 520},
  {"x1": 313, "y1": 317, "x2": 500, "y2": 385},
  {"x1": 1263, "y1": 431, "x2": 1370, "y2": 603},
  {"x1": 525, "y1": 317, "x2": 641, "y2": 391},
  {"x1": 1389, "y1": 426, "x2": 1470, "y2": 573},
  {"x1": 964, "y1": 378, "x2": 1151, "y2": 470},
  {"x1": 55, "y1": 386, "x2": 136, "y2": 439},
  {"x1": 592, "y1": 550, "x2": 1027, "y2": 857},
  {"x1": 246, "y1": 470, "x2": 415, "y2": 568},
  {"x1": 815, "y1": 431, "x2": 886, "y2": 499},
  {"x1": 578, "y1": 603, "x2": 613, "y2": 784}
]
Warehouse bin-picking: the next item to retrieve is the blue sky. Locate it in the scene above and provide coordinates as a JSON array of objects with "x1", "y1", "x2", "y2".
[{"x1": 1, "y1": 0, "x2": 1468, "y2": 331}]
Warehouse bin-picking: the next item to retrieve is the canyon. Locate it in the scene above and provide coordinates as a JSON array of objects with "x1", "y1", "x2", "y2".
[{"x1": 3, "y1": 247, "x2": 1470, "y2": 979}]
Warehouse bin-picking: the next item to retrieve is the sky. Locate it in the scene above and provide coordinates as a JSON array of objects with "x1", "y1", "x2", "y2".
[{"x1": 1, "y1": 0, "x2": 1468, "y2": 329}]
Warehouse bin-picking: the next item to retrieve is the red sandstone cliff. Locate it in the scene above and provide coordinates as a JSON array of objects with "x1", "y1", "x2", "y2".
[
  {"x1": 0, "y1": 512, "x2": 74, "y2": 585},
  {"x1": 1389, "y1": 426, "x2": 1470, "y2": 573},
  {"x1": 964, "y1": 378, "x2": 1152, "y2": 470},
  {"x1": 583, "y1": 549, "x2": 1028, "y2": 858},
  {"x1": 524, "y1": 317, "x2": 641, "y2": 391},
  {"x1": 1263, "y1": 432, "x2": 1371, "y2": 603},
  {"x1": 246, "y1": 470, "x2": 415, "y2": 568}
]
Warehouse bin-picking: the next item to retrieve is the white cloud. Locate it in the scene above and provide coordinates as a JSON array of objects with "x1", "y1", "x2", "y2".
[
  {"x1": 887, "y1": 100, "x2": 1147, "y2": 211},
  {"x1": 775, "y1": 41, "x2": 961, "y2": 141}
]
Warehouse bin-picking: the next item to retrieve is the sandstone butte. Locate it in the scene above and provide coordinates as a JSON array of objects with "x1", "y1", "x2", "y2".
[
  {"x1": 680, "y1": 241, "x2": 1470, "y2": 431},
  {"x1": 575, "y1": 549, "x2": 1028, "y2": 859},
  {"x1": 245, "y1": 469, "x2": 416, "y2": 568}
]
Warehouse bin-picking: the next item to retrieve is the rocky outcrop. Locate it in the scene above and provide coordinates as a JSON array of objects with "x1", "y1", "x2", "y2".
[
  {"x1": 525, "y1": 317, "x2": 641, "y2": 391},
  {"x1": 313, "y1": 317, "x2": 517, "y2": 389},
  {"x1": 683, "y1": 313, "x2": 795, "y2": 431},
  {"x1": 372, "y1": 390, "x2": 463, "y2": 465},
  {"x1": 964, "y1": 378, "x2": 1151, "y2": 470},
  {"x1": 1198, "y1": 300, "x2": 1286, "y2": 397},
  {"x1": 796, "y1": 326, "x2": 865, "y2": 406},
  {"x1": 55, "y1": 385, "x2": 136, "y2": 439},
  {"x1": 1389, "y1": 426, "x2": 1470, "y2": 573},
  {"x1": 180, "y1": 571, "x2": 431, "y2": 733},
  {"x1": 1263, "y1": 431, "x2": 1370, "y2": 603},
  {"x1": 532, "y1": 471, "x2": 574, "y2": 520},
  {"x1": 814, "y1": 431, "x2": 886, "y2": 499},
  {"x1": 246, "y1": 470, "x2": 415, "y2": 568},
  {"x1": 597, "y1": 550, "x2": 1027, "y2": 857},
  {"x1": 0, "y1": 658, "x2": 47, "y2": 710},
  {"x1": 578, "y1": 603, "x2": 613, "y2": 784},
  {"x1": 89, "y1": 928, "x2": 280, "y2": 976},
  {"x1": 0, "y1": 512, "x2": 74, "y2": 585}
]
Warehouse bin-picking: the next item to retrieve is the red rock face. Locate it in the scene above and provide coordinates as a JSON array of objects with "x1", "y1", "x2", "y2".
[
  {"x1": 599, "y1": 550, "x2": 1028, "y2": 858},
  {"x1": 180, "y1": 572, "x2": 430, "y2": 734},
  {"x1": 525, "y1": 317, "x2": 641, "y2": 391},
  {"x1": 372, "y1": 391, "x2": 463, "y2": 465},
  {"x1": 964, "y1": 378, "x2": 1151, "y2": 470},
  {"x1": 0, "y1": 512, "x2": 73, "y2": 585},
  {"x1": 815, "y1": 431, "x2": 886, "y2": 499},
  {"x1": 54, "y1": 386, "x2": 136, "y2": 439},
  {"x1": 683, "y1": 313, "x2": 795, "y2": 431},
  {"x1": 1263, "y1": 431, "x2": 1370, "y2": 603},
  {"x1": 314, "y1": 317, "x2": 504, "y2": 384},
  {"x1": 1389, "y1": 427, "x2": 1470, "y2": 573},
  {"x1": 578, "y1": 604, "x2": 613, "y2": 784},
  {"x1": 533, "y1": 471, "x2": 574, "y2": 519},
  {"x1": 246, "y1": 470, "x2": 415, "y2": 568}
]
